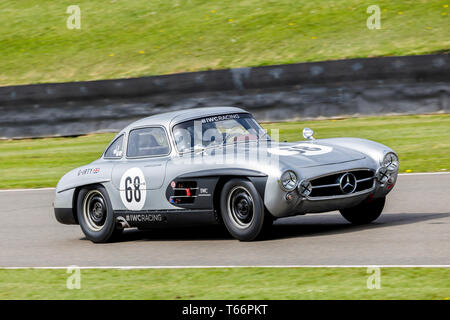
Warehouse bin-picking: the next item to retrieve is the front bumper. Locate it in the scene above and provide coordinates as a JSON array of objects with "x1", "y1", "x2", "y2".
[
  {"x1": 54, "y1": 188, "x2": 77, "y2": 225},
  {"x1": 265, "y1": 167, "x2": 397, "y2": 218}
]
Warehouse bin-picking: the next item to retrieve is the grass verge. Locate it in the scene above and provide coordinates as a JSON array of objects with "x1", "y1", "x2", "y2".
[
  {"x1": 0, "y1": 267, "x2": 448, "y2": 300},
  {"x1": 0, "y1": 114, "x2": 449, "y2": 189},
  {"x1": 0, "y1": 0, "x2": 449, "y2": 86}
]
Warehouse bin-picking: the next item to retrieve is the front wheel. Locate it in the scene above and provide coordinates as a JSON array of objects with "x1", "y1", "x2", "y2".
[
  {"x1": 77, "y1": 185, "x2": 122, "y2": 243},
  {"x1": 220, "y1": 179, "x2": 270, "y2": 241},
  {"x1": 339, "y1": 197, "x2": 385, "y2": 225}
]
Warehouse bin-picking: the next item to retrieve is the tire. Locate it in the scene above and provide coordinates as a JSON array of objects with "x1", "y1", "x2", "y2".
[
  {"x1": 220, "y1": 178, "x2": 269, "y2": 241},
  {"x1": 77, "y1": 185, "x2": 122, "y2": 243},
  {"x1": 339, "y1": 197, "x2": 385, "y2": 225}
]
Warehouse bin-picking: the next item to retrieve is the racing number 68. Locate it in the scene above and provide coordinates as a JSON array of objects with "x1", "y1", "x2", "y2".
[{"x1": 125, "y1": 176, "x2": 141, "y2": 203}]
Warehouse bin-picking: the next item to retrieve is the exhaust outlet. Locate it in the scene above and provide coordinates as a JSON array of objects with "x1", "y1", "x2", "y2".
[{"x1": 116, "y1": 217, "x2": 130, "y2": 229}]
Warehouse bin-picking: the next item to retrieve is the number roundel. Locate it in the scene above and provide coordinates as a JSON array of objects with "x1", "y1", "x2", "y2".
[
  {"x1": 290, "y1": 143, "x2": 333, "y2": 156},
  {"x1": 120, "y1": 168, "x2": 147, "y2": 211},
  {"x1": 267, "y1": 143, "x2": 333, "y2": 156}
]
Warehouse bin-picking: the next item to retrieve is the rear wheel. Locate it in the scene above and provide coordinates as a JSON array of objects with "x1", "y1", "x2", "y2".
[
  {"x1": 77, "y1": 185, "x2": 122, "y2": 243},
  {"x1": 220, "y1": 179, "x2": 270, "y2": 241},
  {"x1": 339, "y1": 197, "x2": 385, "y2": 225}
]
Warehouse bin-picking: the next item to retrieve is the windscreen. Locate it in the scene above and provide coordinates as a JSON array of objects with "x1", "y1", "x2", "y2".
[{"x1": 172, "y1": 113, "x2": 268, "y2": 153}]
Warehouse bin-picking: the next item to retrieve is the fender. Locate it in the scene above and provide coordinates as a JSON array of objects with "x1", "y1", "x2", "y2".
[
  {"x1": 165, "y1": 168, "x2": 268, "y2": 210},
  {"x1": 178, "y1": 168, "x2": 267, "y2": 179},
  {"x1": 320, "y1": 138, "x2": 395, "y2": 166},
  {"x1": 56, "y1": 163, "x2": 113, "y2": 193},
  {"x1": 54, "y1": 163, "x2": 114, "y2": 225}
]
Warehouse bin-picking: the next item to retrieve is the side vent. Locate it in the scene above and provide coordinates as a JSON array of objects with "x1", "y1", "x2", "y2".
[{"x1": 170, "y1": 181, "x2": 198, "y2": 204}]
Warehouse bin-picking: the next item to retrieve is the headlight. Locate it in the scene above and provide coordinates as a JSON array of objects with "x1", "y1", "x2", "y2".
[
  {"x1": 298, "y1": 180, "x2": 312, "y2": 197},
  {"x1": 376, "y1": 167, "x2": 389, "y2": 184},
  {"x1": 382, "y1": 152, "x2": 399, "y2": 171},
  {"x1": 279, "y1": 170, "x2": 298, "y2": 191}
]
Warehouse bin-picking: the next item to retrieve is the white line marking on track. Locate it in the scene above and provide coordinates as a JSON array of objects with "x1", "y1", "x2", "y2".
[
  {"x1": 398, "y1": 172, "x2": 450, "y2": 176},
  {"x1": 0, "y1": 187, "x2": 56, "y2": 193},
  {"x1": 1, "y1": 265, "x2": 449, "y2": 269}
]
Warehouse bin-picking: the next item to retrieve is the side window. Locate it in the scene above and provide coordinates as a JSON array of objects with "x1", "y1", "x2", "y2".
[
  {"x1": 127, "y1": 127, "x2": 170, "y2": 157},
  {"x1": 104, "y1": 135, "x2": 124, "y2": 159}
]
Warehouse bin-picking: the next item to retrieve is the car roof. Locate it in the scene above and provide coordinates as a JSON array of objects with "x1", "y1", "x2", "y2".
[{"x1": 122, "y1": 106, "x2": 249, "y2": 132}]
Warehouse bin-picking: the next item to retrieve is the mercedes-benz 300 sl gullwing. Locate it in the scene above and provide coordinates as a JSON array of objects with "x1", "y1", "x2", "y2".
[{"x1": 54, "y1": 107, "x2": 399, "y2": 242}]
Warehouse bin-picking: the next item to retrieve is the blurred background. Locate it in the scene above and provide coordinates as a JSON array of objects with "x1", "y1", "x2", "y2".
[
  {"x1": 0, "y1": 0, "x2": 449, "y2": 301},
  {"x1": 0, "y1": 0, "x2": 448, "y2": 188},
  {"x1": 0, "y1": 0, "x2": 448, "y2": 85}
]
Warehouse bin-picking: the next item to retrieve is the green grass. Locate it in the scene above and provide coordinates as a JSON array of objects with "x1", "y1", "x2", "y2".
[
  {"x1": 0, "y1": 133, "x2": 116, "y2": 189},
  {"x1": 0, "y1": 0, "x2": 448, "y2": 86},
  {"x1": 0, "y1": 114, "x2": 449, "y2": 189},
  {"x1": 0, "y1": 267, "x2": 448, "y2": 299},
  {"x1": 263, "y1": 114, "x2": 450, "y2": 174}
]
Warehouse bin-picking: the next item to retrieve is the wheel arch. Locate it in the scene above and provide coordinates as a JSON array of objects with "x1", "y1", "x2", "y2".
[
  {"x1": 72, "y1": 183, "x2": 108, "y2": 224},
  {"x1": 212, "y1": 175, "x2": 268, "y2": 216},
  {"x1": 166, "y1": 168, "x2": 268, "y2": 221}
]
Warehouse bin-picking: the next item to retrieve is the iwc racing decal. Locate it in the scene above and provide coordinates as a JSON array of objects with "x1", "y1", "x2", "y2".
[
  {"x1": 201, "y1": 113, "x2": 240, "y2": 124},
  {"x1": 120, "y1": 167, "x2": 147, "y2": 211},
  {"x1": 268, "y1": 143, "x2": 332, "y2": 156}
]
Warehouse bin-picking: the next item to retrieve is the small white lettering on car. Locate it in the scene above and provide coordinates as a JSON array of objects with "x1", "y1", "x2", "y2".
[
  {"x1": 125, "y1": 214, "x2": 163, "y2": 222},
  {"x1": 201, "y1": 114, "x2": 240, "y2": 124}
]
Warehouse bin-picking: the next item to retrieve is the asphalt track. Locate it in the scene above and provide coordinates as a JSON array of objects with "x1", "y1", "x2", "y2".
[{"x1": 0, "y1": 173, "x2": 449, "y2": 267}]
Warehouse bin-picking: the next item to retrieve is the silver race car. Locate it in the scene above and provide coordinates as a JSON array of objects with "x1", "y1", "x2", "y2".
[{"x1": 54, "y1": 107, "x2": 399, "y2": 242}]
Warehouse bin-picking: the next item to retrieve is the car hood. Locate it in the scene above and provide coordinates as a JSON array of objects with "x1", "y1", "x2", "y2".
[
  {"x1": 271, "y1": 141, "x2": 366, "y2": 168},
  {"x1": 178, "y1": 140, "x2": 367, "y2": 175},
  {"x1": 204, "y1": 140, "x2": 366, "y2": 169}
]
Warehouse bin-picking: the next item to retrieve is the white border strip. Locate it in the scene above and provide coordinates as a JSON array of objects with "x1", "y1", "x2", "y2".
[
  {"x1": 1, "y1": 265, "x2": 449, "y2": 269},
  {"x1": 398, "y1": 172, "x2": 450, "y2": 176},
  {"x1": 0, "y1": 187, "x2": 55, "y2": 193},
  {"x1": 0, "y1": 172, "x2": 448, "y2": 193}
]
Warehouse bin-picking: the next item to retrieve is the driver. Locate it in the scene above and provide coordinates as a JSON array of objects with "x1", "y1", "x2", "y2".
[{"x1": 201, "y1": 121, "x2": 223, "y2": 147}]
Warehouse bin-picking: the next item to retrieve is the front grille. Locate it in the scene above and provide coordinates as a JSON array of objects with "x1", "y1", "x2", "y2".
[{"x1": 308, "y1": 169, "x2": 375, "y2": 198}]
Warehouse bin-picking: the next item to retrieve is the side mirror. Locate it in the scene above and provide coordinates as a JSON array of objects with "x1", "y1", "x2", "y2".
[{"x1": 303, "y1": 128, "x2": 315, "y2": 140}]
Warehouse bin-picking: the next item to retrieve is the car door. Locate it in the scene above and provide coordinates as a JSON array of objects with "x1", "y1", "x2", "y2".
[{"x1": 111, "y1": 126, "x2": 171, "y2": 211}]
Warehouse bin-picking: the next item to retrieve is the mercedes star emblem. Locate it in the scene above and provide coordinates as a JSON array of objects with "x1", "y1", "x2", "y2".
[{"x1": 339, "y1": 173, "x2": 357, "y2": 194}]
